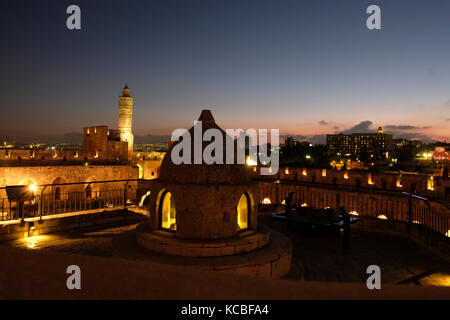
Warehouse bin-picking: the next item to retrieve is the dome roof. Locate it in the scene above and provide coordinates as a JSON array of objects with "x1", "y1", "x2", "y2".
[
  {"x1": 122, "y1": 83, "x2": 131, "y2": 97},
  {"x1": 159, "y1": 110, "x2": 250, "y2": 184}
]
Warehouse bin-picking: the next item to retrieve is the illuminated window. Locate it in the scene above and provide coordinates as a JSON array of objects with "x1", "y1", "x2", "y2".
[
  {"x1": 427, "y1": 176, "x2": 434, "y2": 191},
  {"x1": 321, "y1": 169, "x2": 326, "y2": 177},
  {"x1": 159, "y1": 191, "x2": 176, "y2": 231},
  {"x1": 262, "y1": 197, "x2": 271, "y2": 204},
  {"x1": 302, "y1": 168, "x2": 307, "y2": 176},
  {"x1": 237, "y1": 193, "x2": 251, "y2": 231},
  {"x1": 137, "y1": 164, "x2": 144, "y2": 179}
]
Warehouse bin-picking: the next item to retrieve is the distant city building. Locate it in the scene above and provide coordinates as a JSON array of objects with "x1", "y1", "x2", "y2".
[
  {"x1": 285, "y1": 137, "x2": 296, "y2": 148},
  {"x1": 327, "y1": 127, "x2": 393, "y2": 157},
  {"x1": 433, "y1": 147, "x2": 449, "y2": 161},
  {"x1": 394, "y1": 139, "x2": 423, "y2": 149}
]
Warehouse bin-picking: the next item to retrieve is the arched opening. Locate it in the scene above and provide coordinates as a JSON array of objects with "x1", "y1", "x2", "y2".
[
  {"x1": 137, "y1": 164, "x2": 144, "y2": 179},
  {"x1": 159, "y1": 190, "x2": 176, "y2": 231},
  {"x1": 262, "y1": 197, "x2": 271, "y2": 204},
  {"x1": 237, "y1": 192, "x2": 251, "y2": 231},
  {"x1": 55, "y1": 187, "x2": 61, "y2": 201},
  {"x1": 51, "y1": 177, "x2": 67, "y2": 201},
  {"x1": 85, "y1": 185, "x2": 93, "y2": 199}
]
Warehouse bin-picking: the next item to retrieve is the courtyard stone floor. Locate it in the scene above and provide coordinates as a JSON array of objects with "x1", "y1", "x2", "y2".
[{"x1": 4, "y1": 216, "x2": 450, "y2": 287}]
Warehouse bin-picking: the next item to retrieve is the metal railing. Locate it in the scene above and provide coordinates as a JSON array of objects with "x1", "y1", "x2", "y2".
[
  {"x1": 0, "y1": 179, "x2": 147, "y2": 222},
  {"x1": 1, "y1": 189, "x2": 126, "y2": 221},
  {"x1": 260, "y1": 179, "x2": 450, "y2": 238}
]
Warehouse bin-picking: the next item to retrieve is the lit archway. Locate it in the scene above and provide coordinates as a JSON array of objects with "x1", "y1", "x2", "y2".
[
  {"x1": 137, "y1": 164, "x2": 144, "y2": 179},
  {"x1": 237, "y1": 193, "x2": 251, "y2": 231},
  {"x1": 262, "y1": 197, "x2": 271, "y2": 204},
  {"x1": 158, "y1": 190, "x2": 176, "y2": 231}
]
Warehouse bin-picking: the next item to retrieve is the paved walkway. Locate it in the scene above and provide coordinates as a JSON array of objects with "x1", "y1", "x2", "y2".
[
  {"x1": 260, "y1": 215, "x2": 450, "y2": 286},
  {"x1": 5, "y1": 217, "x2": 450, "y2": 287}
]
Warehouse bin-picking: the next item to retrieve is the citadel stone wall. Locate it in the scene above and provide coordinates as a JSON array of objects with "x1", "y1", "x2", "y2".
[
  {"x1": 251, "y1": 166, "x2": 450, "y2": 201},
  {"x1": 0, "y1": 164, "x2": 138, "y2": 198}
]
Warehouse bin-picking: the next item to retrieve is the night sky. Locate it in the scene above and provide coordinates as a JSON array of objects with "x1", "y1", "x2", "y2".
[{"x1": 1, "y1": 0, "x2": 449, "y2": 143}]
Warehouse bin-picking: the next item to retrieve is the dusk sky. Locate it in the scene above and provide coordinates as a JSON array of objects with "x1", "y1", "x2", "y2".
[{"x1": 1, "y1": 0, "x2": 449, "y2": 143}]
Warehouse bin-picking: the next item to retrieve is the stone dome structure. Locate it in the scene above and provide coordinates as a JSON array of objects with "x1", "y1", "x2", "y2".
[
  {"x1": 134, "y1": 109, "x2": 292, "y2": 278},
  {"x1": 142, "y1": 110, "x2": 259, "y2": 240},
  {"x1": 159, "y1": 109, "x2": 250, "y2": 184}
]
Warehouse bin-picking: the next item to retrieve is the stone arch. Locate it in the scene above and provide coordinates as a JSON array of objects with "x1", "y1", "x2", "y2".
[
  {"x1": 157, "y1": 189, "x2": 176, "y2": 231},
  {"x1": 84, "y1": 176, "x2": 100, "y2": 199},
  {"x1": 51, "y1": 177, "x2": 68, "y2": 201},
  {"x1": 237, "y1": 192, "x2": 252, "y2": 231}
]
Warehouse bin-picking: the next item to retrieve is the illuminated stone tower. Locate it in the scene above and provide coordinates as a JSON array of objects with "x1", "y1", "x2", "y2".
[{"x1": 118, "y1": 83, "x2": 134, "y2": 160}]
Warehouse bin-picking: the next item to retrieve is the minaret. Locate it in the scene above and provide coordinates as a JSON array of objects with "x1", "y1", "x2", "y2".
[{"x1": 119, "y1": 83, "x2": 134, "y2": 160}]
